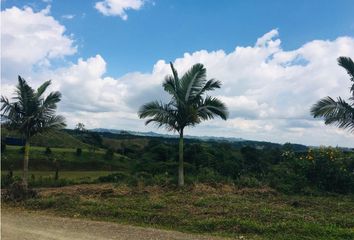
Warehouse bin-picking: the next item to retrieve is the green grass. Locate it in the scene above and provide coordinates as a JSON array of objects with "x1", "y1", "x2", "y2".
[
  {"x1": 1, "y1": 146, "x2": 130, "y2": 171},
  {"x1": 2, "y1": 170, "x2": 114, "y2": 180},
  {"x1": 1, "y1": 128, "x2": 88, "y2": 148},
  {"x1": 5, "y1": 184, "x2": 354, "y2": 240}
]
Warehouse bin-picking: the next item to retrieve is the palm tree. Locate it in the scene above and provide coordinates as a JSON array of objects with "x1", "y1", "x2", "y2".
[
  {"x1": 311, "y1": 57, "x2": 354, "y2": 132},
  {"x1": 1, "y1": 76, "x2": 66, "y2": 188},
  {"x1": 138, "y1": 63, "x2": 228, "y2": 187}
]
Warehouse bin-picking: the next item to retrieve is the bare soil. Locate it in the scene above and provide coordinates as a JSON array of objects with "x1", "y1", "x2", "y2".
[{"x1": 1, "y1": 208, "x2": 228, "y2": 240}]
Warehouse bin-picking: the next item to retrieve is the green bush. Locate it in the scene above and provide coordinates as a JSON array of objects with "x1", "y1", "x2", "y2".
[
  {"x1": 97, "y1": 171, "x2": 131, "y2": 183},
  {"x1": 236, "y1": 176, "x2": 263, "y2": 188},
  {"x1": 196, "y1": 168, "x2": 226, "y2": 184},
  {"x1": 44, "y1": 147, "x2": 52, "y2": 155},
  {"x1": 76, "y1": 148, "x2": 82, "y2": 156}
]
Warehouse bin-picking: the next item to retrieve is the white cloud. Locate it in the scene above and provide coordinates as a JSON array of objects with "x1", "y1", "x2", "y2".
[
  {"x1": 95, "y1": 0, "x2": 145, "y2": 20},
  {"x1": 1, "y1": 6, "x2": 76, "y2": 83},
  {"x1": 1, "y1": 5, "x2": 353, "y2": 147},
  {"x1": 62, "y1": 14, "x2": 75, "y2": 19}
]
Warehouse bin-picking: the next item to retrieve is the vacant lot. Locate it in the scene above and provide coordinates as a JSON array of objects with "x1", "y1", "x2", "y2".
[{"x1": 3, "y1": 184, "x2": 354, "y2": 240}]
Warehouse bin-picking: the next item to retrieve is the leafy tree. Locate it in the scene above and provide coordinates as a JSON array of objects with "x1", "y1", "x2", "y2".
[
  {"x1": 1, "y1": 76, "x2": 65, "y2": 188},
  {"x1": 75, "y1": 122, "x2": 86, "y2": 132},
  {"x1": 311, "y1": 57, "x2": 354, "y2": 131},
  {"x1": 138, "y1": 62, "x2": 228, "y2": 186}
]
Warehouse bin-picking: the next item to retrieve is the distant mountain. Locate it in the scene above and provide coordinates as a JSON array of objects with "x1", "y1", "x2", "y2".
[{"x1": 92, "y1": 128, "x2": 245, "y2": 142}]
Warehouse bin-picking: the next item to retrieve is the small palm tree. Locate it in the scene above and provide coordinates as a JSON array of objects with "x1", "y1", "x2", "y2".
[
  {"x1": 1, "y1": 76, "x2": 66, "y2": 188},
  {"x1": 138, "y1": 63, "x2": 228, "y2": 186},
  {"x1": 311, "y1": 57, "x2": 354, "y2": 132}
]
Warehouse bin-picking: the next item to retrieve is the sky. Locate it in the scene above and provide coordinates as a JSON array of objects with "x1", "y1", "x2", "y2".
[{"x1": 1, "y1": 0, "x2": 354, "y2": 147}]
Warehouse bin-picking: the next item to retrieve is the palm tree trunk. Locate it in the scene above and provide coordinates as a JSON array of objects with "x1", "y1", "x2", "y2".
[
  {"x1": 23, "y1": 140, "x2": 30, "y2": 189},
  {"x1": 178, "y1": 130, "x2": 184, "y2": 187}
]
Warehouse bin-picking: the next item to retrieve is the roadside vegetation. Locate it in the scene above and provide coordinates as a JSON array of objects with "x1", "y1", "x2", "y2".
[{"x1": 5, "y1": 183, "x2": 354, "y2": 240}]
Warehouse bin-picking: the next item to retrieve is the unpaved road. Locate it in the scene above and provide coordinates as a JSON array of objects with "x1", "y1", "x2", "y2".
[{"x1": 1, "y1": 208, "x2": 228, "y2": 240}]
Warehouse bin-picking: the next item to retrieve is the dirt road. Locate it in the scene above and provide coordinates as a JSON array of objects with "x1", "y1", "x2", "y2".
[{"x1": 1, "y1": 208, "x2": 227, "y2": 240}]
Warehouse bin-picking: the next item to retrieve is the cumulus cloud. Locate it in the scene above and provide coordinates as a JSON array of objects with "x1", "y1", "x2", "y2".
[
  {"x1": 1, "y1": 6, "x2": 76, "y2": 83},
  {"x1": 95, "y1": 0, "x2": 145, "y2": 20},
  {"x1": 46, "y1": 31, "x2": 354, "y2": 146},
  {"x1": 1, "y1": 6, "x2": 353, "y2": 147}
]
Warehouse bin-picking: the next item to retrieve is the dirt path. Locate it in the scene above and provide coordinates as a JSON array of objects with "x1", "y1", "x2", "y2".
[{"x1": 1, "y1": 208, "x2": 228, "y2": 240}]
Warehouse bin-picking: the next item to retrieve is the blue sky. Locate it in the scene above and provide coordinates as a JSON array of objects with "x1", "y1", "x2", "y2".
[
  {"x1": 2, "y1": 0, "x2": 354, "y2": 76},
  {"x1": 1, "y1": 0, "x2": 354, "y2": 147}
]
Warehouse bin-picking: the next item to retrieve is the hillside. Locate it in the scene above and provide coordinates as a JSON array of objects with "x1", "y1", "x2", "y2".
[{"x1": 1, "y1": 127, "x2": 88, "y2": 148}]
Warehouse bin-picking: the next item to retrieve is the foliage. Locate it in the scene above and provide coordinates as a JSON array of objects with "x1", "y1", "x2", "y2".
[
  {"x1": 7, "y1": 184, "x2": 354, "y2": 240},
  {"x1": 3, "y1": 181, "x2": 37, "y2": 202},
  {"x1": 104, "y1": 148, "x2": 114, "y2": 160},
  {"x1": 1, "y1": 76, "x2": 66, "y2": 139},
  {"x1": 44, "y1": 147, "x2": 52, "y2": 155},
  {"x1": 138, "y1": 62, "x2": 228, "y2": 186},
  {"x1": 311, "y1": 56, "x2": 354, "y2": 131},
  {"x1": 1, "y1": 76, "x2": 66, "y2": 187},
  {"x1": 76, "y1": 148, "x2": 82, "y2": 156}
]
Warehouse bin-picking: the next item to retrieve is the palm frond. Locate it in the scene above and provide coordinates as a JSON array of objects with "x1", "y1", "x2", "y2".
[
  {"x1": 163, "y1": 75, "x2": 179, "y2": 98},
  {"x1": 1, "y1": 76, "x2": 65, "y2": 138},
  {"x1": 180, "y1": 63, "x2": 207, "y2": 102},
  {"x1": 36, "y1": 80, "x2": 52, "y2": 98},
  {"x1": 197, "y1": 96, "x2": 229, "y2": 121},
  {"x1": 195, "y1": 79, "x2": 221, "y2": 98},
  {"x1": 338, "y1": 57, "x2": 354, "y2": 82},
  {"x1": 311, "y1": 96, "x2": 354, "y2": 131},
  {"x1": 138, "y1": 101, "x2": 178, "y2": 131}
]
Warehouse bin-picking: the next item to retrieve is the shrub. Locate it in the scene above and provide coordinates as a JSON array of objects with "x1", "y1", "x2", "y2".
[
  {"x1": 196, "y1": 167, "x2": 226, "y2": 184},
  {"x1": 44, "y1": 147, "x2": 52, "y2": 155},
  {"x1": 152, "y1": 173, "x2": 173, "y2": 186},
  {"x1": 104, "y1": 149, "x2": 114, "y2": 160},
  {"x1": 3, "y1": 181, "x2": 37, "y2": 202},
  {"x1": 76, "y1": 148, "x2": 82, "y2": 156},
  {"x1": 97, "y1": 171, "x2": 131, "y2": 183},
  {"x1": 236, "y1": 176, "x2": 263, "y2": 188}
]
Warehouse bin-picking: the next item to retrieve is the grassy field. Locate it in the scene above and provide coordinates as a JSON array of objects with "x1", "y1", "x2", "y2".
[
  {"x1": 2, "y1": 146, "x2": 130, "y2": 171},
  {"x1": 1, "y1": 128, "x2": 88, "y2": 148},
  {"x1": 4, "y1": 183, "x2": 354, "y2": 240},
  {"x1": 1, "y1": 170, "x2": 113, "y2": 180}
]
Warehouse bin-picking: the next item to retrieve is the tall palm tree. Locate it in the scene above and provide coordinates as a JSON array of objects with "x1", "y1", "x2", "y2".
[
  {"x1": 311, "y1": 57, "x2": 354, "y2": 132},
  {"x1": 138, "y1": 63, "x2": 228, "y2": 187},
  {"x1": 1, "y1": 76, "x2": 66, "y2": 188}
]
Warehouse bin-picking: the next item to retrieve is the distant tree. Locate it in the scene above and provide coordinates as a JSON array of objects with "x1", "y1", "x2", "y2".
[
  {"x1": 76, "y1": 148, "x2": 82, "y2": 156},
  {"x1": 311, "y1": 57, "x2": 354, "y2": 132},
  {"x1": 138, "y1": 62, "x2": 228, "y2": 186},
  {"x1": 1, "y1": 76, "x2": 65, "y2": 188},
  {"x1": 75, "y1": 122, "x2": 86, "y2": 132},
  {"x1": 44, "y1": 147, "x2": 52, "y2": 155}
]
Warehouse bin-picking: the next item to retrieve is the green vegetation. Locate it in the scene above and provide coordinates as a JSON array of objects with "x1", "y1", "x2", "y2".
[
  {"x1": 5, "y1": 184, "x2": 354, "y2": 240},
  {"x1": 2, "y1": 132, "x2": 354, "y2": 194},
  {"x1": 138, "y1": 62, "x2": 228, "y2": 186},
  {"x1": 1, "y1": 171, "x2": 114, "y2": 187},
  {"x1": 1, "y1": 127, "x2": 88, "y2": 148},
  {"x1": 1, "y1": 145, "x2": 129, "y2": 172},
  {"x1": 311, "y1": 56, "x2": 354, "y2": 131},
  {"x1": 1, "y1": 76, "x2": 66, "y2": 187}
]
